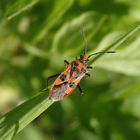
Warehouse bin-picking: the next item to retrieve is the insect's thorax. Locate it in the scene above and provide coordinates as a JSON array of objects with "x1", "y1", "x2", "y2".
[
  {"x1": 70, "y1": 59, "x2": 87, "y2": 79},
  {"x1": 73, "y1": 59, "x2": 87, "y2": 71}
]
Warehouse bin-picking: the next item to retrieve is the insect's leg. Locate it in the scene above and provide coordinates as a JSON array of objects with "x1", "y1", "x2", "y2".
[
  {"x1": 41, "y1": 74, "x2": 60, "y2": 92},
  {"x1": 64, "y1": 60, "x2": 69, "y2": 67},
  {"x1": 77, "y1": 84, "x2": 83, "y2": 95},
  {"x1": 41, "y1": 73, "x2": 60, "y2": 92},
  {"x1": 87, "y1": 66, "x2": 93, "y2": 69},
  {"x1": 85, "y1": 73, "x2": 90, "y2": 77},
  {"x1": 46, "y1": 74, "x2": 60, "y2": 89}
]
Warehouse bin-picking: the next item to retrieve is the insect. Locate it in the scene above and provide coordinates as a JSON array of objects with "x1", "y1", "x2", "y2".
[
  {"x1": 47, "y1": 50, "x2": 115, "y2": 101},
  {"x1": 47, "y1": 28, "x2": 115, "y2": 101}
]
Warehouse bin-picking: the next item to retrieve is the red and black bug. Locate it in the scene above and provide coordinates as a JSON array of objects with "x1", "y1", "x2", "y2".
[
  {"x1": 47, "y1": 50, "x2": 115, "y2": 101},
  {"x1": 47, "y1": 28, "x2": 115, "y2": 101}
]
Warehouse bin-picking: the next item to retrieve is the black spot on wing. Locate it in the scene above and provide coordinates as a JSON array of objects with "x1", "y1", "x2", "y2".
[
  {"x1": 60, "y1": 73, "x2": 66, "y2": 81},
  {"x1": 69, "y1": 82, "x2": 75, "y2": 88}
]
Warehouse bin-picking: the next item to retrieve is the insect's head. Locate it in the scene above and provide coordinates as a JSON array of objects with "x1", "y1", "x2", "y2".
[{"x1": 79, "y1": 54, "x2": 89, "y2": 64}]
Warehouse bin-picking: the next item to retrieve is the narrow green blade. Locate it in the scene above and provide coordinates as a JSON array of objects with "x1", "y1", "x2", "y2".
[{"x1": 0, "y1": 91, "x2": 54, "y2": 140}]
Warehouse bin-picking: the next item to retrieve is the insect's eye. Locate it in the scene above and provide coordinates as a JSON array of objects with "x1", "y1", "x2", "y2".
[{"x1": 60, "y1": 73, "x2": 66, "y2": 81}]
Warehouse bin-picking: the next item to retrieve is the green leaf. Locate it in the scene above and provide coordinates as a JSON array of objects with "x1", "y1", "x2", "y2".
[
  {"x1": 89, "y1": 24, "x2": 140, "y2": 64},
  {"x1": 90, "y1": 24, "x2": 140, "y2": 76},
  {"x1": 23, "y1": 42, "x2": 49, "y2": 59},
  {"x1": 0, "y1": 92, "x2": 54, "y2": 140},
  {"x1": 113, "y1": 82, "x2": 140, "y2": 118},
  {"x1": 33, "y1": 0, "x2": 74, "y2": 44},
  {"x1": 95, "y1": 35, "x2": 140, "y2": 76},
  {"x1": 1, "y1": 0, "x2": 39, "y2": 20},
  {"x1": 14, "y1": 124, "x2": 45, "y2": 140},
  {"x1": 52, "y1": 12, "x2": 106, "y2": 57}
]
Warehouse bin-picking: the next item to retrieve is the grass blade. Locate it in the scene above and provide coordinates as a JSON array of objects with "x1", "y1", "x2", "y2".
[
  {"x1": 89, "y1": 24, "x2": 140, "y2": 64},
  {"x1": 6, "y1": 0, "x2": 39, "y2": 20},
  {"x1": 0, "y1": 91, "x2": 54, "y2": 140},
  {"x1": 33, "y1": 0, "x2": 74, "y2": 44}
]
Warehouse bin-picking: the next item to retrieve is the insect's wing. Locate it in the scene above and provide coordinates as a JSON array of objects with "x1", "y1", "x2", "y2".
[
  {"x1": 52, "y1": 65, "x2": 72, "y2": 86},
  {"x1": 65, "y1": 61, "x2": 88, "y2": 96},
  {"x1": 49, "y1": 82, "x2": 68, "y2": 101},
  {"x1": 65, "y1": 74, "x2": 86, "y2": 96},
  {"x1": 49, "y1": 69, "x2": 87, "y2": 101}
]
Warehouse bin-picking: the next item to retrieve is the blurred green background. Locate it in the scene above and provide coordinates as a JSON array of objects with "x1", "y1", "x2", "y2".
[{"x1": 0, "y1": 0, "x2": 140, "y2": 140}]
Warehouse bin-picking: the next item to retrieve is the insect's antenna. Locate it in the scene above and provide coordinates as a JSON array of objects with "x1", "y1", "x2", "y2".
[
  {"x1": 81, "y1": 26, "x2": 88, "y2": 54},
  {"x1": 88, "y1": 51, "x2": 115, "y2": 58}
]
